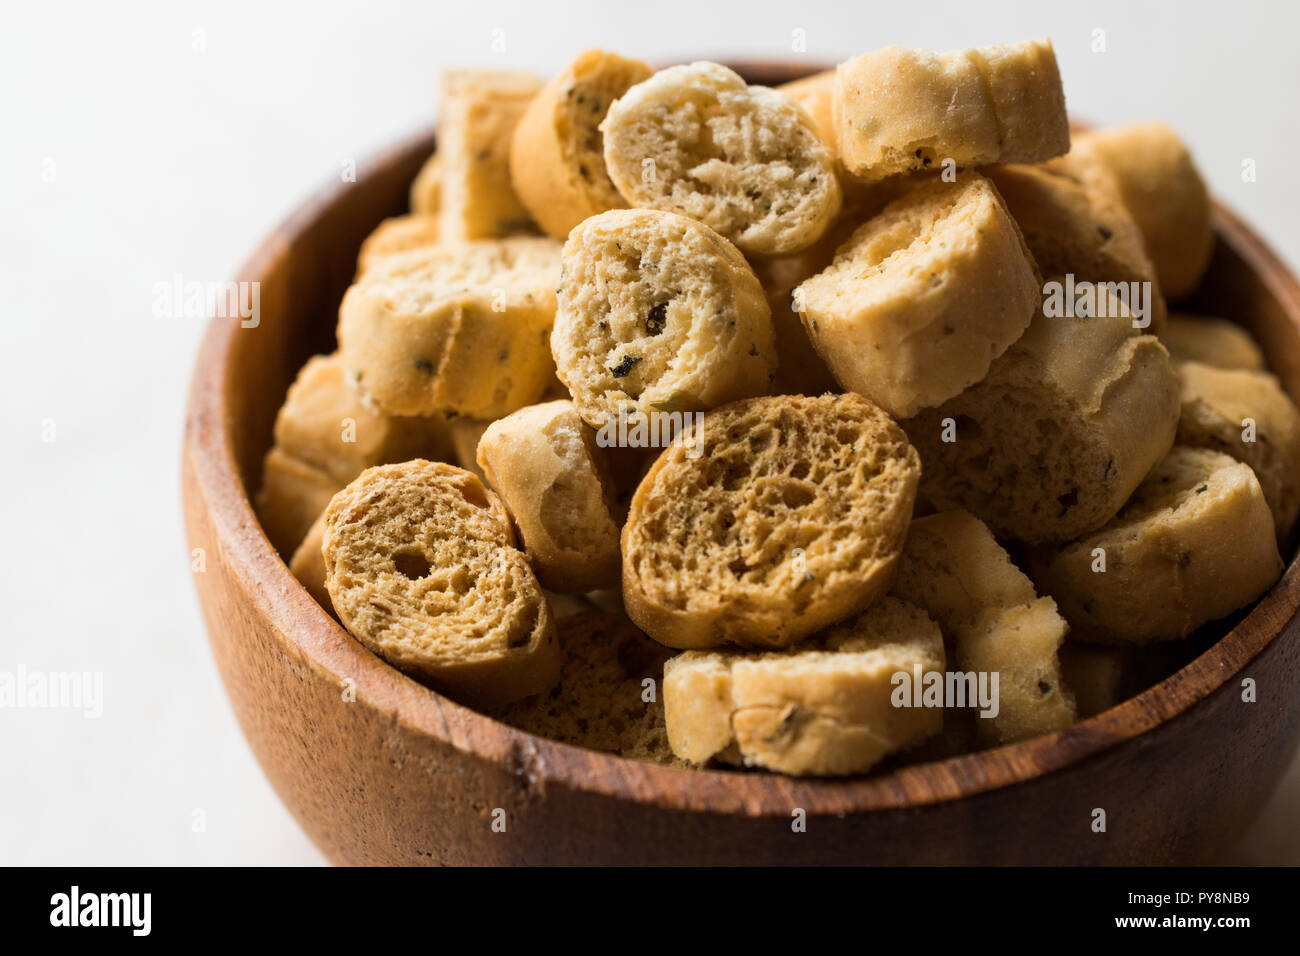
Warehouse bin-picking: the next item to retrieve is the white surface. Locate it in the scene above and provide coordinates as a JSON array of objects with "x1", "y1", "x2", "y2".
[{"x1": 1, "y1": 0, "x2": 1297, "y2": 866}]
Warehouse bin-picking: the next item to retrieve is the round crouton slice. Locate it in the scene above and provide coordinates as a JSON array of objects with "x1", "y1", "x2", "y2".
[
  {"x1": 1175, "y1": 361, "x2": 1300, "y2": 537},
  {"x1": 255, "y1": 446, "x2": 342, "y2": 558},
  {"x1": 795, "y1": 173, "x2": 1041, "y2": 418},
  {"x1": 622, "y1": 393, "x2": 921, "y2": 649},
  {"x1": 907, "y1": 284, "x2": 1181, "y2": 543},
  {"x1": 1162, "y1": 313, "x2": 1265, "y2": 370},
  {"x1": 436, "y1": 69, "x2": 543, "y2": 240},
  {"x1": 892, "y1": 510, "x2": 1077, "y2": 745},
  {"x1": 986, "y1": 163, "x2": 1167, "y2": 333},
  {"x1": 601, "y1": 61, "x2": 842, "y2": 255},
  {"x1": 509, "y1": 49, "x2": 653, "y2": 239},
  {"x1": 356, "y1": 214, "x2": 441, "y2": 274},
  {"x1": 747, "y1": 195, "x2": 889, "y2": 396},
  {"x1": 832, "y1": 39, "x2": 1069, "y2": 183},
  {"x1": 477, "y1": 400, "x2": 623, "y2": 593},
  {"x1": 552, "y1": 208, "x2": 775, "y2": 428},
  {"x1": 1063, "y1": 124, "x2": 1214, "y2": 300},
  {"x1": 321, "y1": 460, "x2": 561, "y2": 707},
  {"x1": 337, "y1": 237, "x2": 561, "y2": 418},
  {"x1": 271, "y1": 352, "x2": 453, "y2": 486},
  {"x1": 1028, "y1": 447, "x2": 1283, "y2": 644},
  {"x1": 663, "y1": 597, "x2": 945, "y2": 776}
]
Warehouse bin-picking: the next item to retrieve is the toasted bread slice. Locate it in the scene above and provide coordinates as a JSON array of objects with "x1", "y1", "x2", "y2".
[
  {"x1": 357, "y1": 215, "x2": 441, "y2": 274},
  {"x1": 1175, "y1": 361, "x2": 1300, "y2": 537},
  {"x1": 509, "y1": 49, "x2": 653, "y2": 238},
  {"x1": 623, "y1": 393, "x2": 920, "y2": 649},
  {"x1": 1162, "y1": 313, "x2": 1265, "y2": 371},
  {"x1": 437, "y1": 69, "x2": 542, "y2": 240},
  {"x1": 1060, "y1": 123, "x2": 1213, "y2": 299},
  {"x1": 602, "y1": 61, "x2": 841, "y2": 255},
  {"x1": 289, "y1": 512, "x2": 333, "y2": 616},
  {"x1": 663, "y1": 597, "x2": 945, "y2": 775},
  {"x1": 477, "y1": 400, "x2": 622, "y2": 592},
  {"x1": 552, "y1": 208, "x2": 775, "y2": 428},
  {"x1": 907, "y1": 284, "x2": 1181, "y2": 543},
  {"x1": 338, "y1": 237, "x2": 561, "y2": 418},
  {"x1": 255, "y1": 446, "x2": 342, "y2": 557},
  {"x1": 833, "y1": 39, "x2": 1068, "y2": 182},
  {"x1": 892, "y1": 509, "x2": 1077, "y2": 744},
  {"x1": 1028, "y1": 447, "x2": 1282, "y2": 643},
  {"x1": 491, "y1": 609, "x2": 680, "y2": 765},
  {"x1": 321, "y1": 460, "x2": 560, "y2": 707},
  {"x1": 272, "y1": 352, "x2": 452, "y2": 485},
  {"x1": 795, "y1": 173, "x2": 1040, "y2": 418},
  {"x1": 409, "y1": 152, "x2": 442, "y2": 215},
  {"x1": 987, "y1": 162, "x2": 1167, "y2": 333}
]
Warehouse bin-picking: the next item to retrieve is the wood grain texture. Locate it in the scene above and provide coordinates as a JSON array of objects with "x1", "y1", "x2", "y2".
[{"x1": 183, "y1": 63, "x2": 1300, "y2": 865}]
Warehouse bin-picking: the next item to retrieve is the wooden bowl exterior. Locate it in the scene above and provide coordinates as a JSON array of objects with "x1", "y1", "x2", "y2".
[{"x1": 183, "y1": 63, "x2": 1300, "y2": 865}]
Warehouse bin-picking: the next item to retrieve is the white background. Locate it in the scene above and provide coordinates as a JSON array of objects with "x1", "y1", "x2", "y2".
[{"x1": 2, "y1": 0, "x2": 1298, "y2": 865}]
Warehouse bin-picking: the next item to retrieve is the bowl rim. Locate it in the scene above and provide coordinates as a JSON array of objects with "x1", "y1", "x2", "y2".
[{"x1": 185, "y1": 94, "x2": 1300, "y2": 821}]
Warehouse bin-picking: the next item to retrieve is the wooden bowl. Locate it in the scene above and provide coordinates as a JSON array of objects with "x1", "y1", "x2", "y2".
[{"x1": 183, "y1": 61, "x2": 1300, "y2": 865}]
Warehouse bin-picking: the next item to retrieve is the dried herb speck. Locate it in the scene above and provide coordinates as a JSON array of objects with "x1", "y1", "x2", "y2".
[
  {"x1": 609, "y1": 354, "x2": 642, "y2": 378},
  {"x1": 645, "y1": 301, "x2": 668, "y2": 335}
]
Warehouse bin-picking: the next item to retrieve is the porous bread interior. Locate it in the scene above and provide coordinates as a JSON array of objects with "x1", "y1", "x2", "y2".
[
  {"x1": 324, "y1": 461, "x2": 549, "y2": 669},
  {"x1": 491, "y1": 610, "x2": 677, "y2": 762},
  {"x1": 555, "y1": 209, "x2": 769, "y2": 420},
  {"x1": 626, "y1": 394, "x2": 918, "y2": 630},
  {"x1": 604, "y1": 63, "x2": 838, "y2": 252},
  {"x1": 913, "y1": 383, "x2": 1108, "y2": 537}
]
